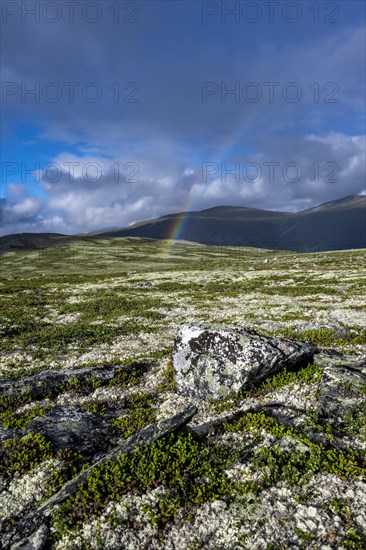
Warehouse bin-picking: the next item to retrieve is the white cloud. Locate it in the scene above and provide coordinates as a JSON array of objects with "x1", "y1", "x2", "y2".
[{"x1": 2, "y1": 130, "x2": 364, "y2": 236}]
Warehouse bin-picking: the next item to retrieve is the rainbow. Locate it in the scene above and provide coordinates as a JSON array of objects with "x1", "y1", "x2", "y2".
[
  {"x1": 162, "y1": 196, "x2": 194, "y2": 259},
  {"x1": 162, "y1": 124, "x2": 252, "y2": 259}
]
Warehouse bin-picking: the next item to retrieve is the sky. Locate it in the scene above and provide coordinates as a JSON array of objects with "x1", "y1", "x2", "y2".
[{"x1": 1, "y1": 0, "x2": 365, "y2": 236}]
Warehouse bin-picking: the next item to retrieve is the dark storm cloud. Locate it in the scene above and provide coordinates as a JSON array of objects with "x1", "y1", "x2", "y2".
[
  {"x1": 1, "y1": 1, "x2": 365, "y2": 234},
  {"x1": 3, "y1": 2, "x2": 364, "y2": 144}
]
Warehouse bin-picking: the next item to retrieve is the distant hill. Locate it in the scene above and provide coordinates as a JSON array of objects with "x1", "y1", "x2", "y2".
[
  {"x1": 1, "y1": 195, "x2": 365, "y2": 253},
  {"x1": 0, "y1": 233, "x2": 72, "y2": 252},
  {"x1": 87, "y1": 194, "x2": 366, "y2": 252},
  {"x1": 0, "y1": 232, "x2": 93, "y2": 254}
]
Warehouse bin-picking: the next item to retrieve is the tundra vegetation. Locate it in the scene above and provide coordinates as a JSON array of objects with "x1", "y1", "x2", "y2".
[{"x1": 0, "y1": 237, "x2": 365, "y2": 549}]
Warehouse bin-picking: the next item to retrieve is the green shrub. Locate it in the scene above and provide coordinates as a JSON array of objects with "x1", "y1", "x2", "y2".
[
  {"x1": 109, "y1": 392, "x2": 158, "y2": 439},
  {"x1": 53, "y1": 431, "x2": 236, "y2": 537},
  {"x1": 0, "y1": 433, "x2": 53, "y2": 478},
  {"x1": 108, "y1": 362, "x2": 150, "y2": 388},
  {"x1": 0, "y1": 403, "x2": 52, "y2": 429}
]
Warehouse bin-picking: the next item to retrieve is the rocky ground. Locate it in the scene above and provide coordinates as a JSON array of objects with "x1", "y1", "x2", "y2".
[{"x1": 0, "y1": 238, "x2": 365, "y2": 549}]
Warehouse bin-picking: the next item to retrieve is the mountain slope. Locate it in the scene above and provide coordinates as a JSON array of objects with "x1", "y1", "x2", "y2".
[
  {"x1": 0, "y1": 233, "x2": 72, "y2": 252},
  {"x1": 1, "y1": 195, "x2": 365, "y2": 252},
  {"x1": 90, "y1": 195, "x2": 366, "y2": 252}
]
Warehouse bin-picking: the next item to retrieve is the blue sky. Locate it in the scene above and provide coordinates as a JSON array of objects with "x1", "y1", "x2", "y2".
[{"x1": 1, "y1": 0, "x2": 365, "y2": 235}]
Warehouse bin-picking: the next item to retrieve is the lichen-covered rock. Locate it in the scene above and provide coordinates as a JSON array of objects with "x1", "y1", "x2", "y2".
[
  {"x1": 0, "y1": 363, "x2": 149, "y2": 400},
  {"x1": 11, "y1": 523, "x2": 48, "y2": 550},
  {"x1": 318, "y1": 360, "x2": 366, "y2": 423},
  {"x1": 173, "y1": 325, "x2": 317, "y2": 400},
  {"x1": 27, "y1": 406, "x2": 114, "y2": 454}
]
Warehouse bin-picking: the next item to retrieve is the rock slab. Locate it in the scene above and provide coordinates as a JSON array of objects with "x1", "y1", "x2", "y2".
[
  {"x1": 173, "y1": 325, "x2": 317, "y2": 400},
  {"x1": 318, "y1": 360, "x2": 366, "y2": 423},
  {"x1": 27, "y1": 406, "x2": 114, "y2": 454}
]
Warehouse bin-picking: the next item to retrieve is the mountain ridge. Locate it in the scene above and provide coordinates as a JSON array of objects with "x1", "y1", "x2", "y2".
[{"x1": 1, "y1": 194, "x2": 365, "y2": 252}]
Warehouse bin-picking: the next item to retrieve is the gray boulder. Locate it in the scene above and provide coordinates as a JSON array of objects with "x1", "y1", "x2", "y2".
[
  {"x1": 173, "y1": 325, "x2": 316, "y2": 400},
  {"x1": 27, "y1": 406, "x2": 114, "y2": 454}
]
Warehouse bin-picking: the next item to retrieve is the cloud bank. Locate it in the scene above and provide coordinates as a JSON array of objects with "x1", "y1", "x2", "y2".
[{"x1": 1, "y1": 1, "x2": 365, "y2": 235}]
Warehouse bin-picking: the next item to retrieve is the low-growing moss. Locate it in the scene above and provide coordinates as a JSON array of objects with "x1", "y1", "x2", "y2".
[
  {"x1": 0, "y1": 391, "x2": 51, "y2": 429},
  {"x1": 253, "y1": 363, "x2": 322, "y2": 394},
  {"x1": 256, "y1": 444, "x2": 364, "y2": 487},
  {"x1": 156, "y1": 358, "x2": 175, "y2": 393},
  {"x1": 0, "y1": 391, "x2": 31, "y2": 414},
  {"x1": 154, "y1": 281, "x2": 201, "y2": 293},
  {"x1": 1, "y1": 363, "x2": 48, "y2": 380},
  {"x1": 58, "y1": 291, "x2": 163, "y2": 323},
  {"x1": 321, "y1": 498, "x2": 364, "y2": 548},
  {"x1": 43, "y1": 449, "x2": 84, "y2": 501},
  {"x1": 327, "y1": 498, "x2": 352, "y2": 521},
  {"x1": 295, "y1": 490, "x2": 316, "y2": 504},
  {"x1": 109, "y1": 407, "x2": 155, "y2": 439},
  {"x1": 294, "y1": 528, "x2": 316, "y2": 541},
  {"x1": 142, "y1": 346, "x2": 173, "y2": 363},
  {"x1": 305, "y1": 406, "x2": 366, "y2": 443},
  {"x1": 342, "y1": 410, "x2": 366, "y2": 442},
  {"x1": 0, "y1": 320, "x2": 149, "y2": 358},
  {"x1": 281, "y1": 327, "x2": 366, "y2": 348},
  {"x1": 81, "y1": 401, "x2": 107, "y2": 415},
  {"x1": 343, "y1": 528, "x2": 365, "y2": 548},
  {"x1": 282, "y1": 327, "x2": 337, "y2": 346},
  {"x1": 221, "y1": 410, "x2": 292, "y2": 439},
  {"x1": 351, "y1": 330, "x2": 366, "y2": 345}
]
